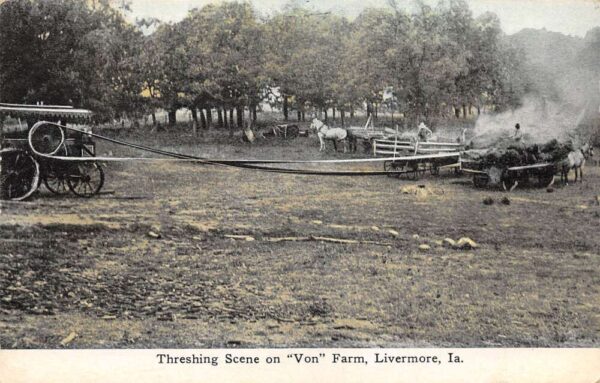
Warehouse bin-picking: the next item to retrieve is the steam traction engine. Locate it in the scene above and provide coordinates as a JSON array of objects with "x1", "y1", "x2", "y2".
[{"x1": 0, "y1": 103, "x2": 103, "y2": 200}]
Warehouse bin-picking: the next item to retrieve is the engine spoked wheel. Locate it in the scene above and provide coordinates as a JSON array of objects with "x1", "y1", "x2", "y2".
[
  {"x1": 0, "y1": 148, "x2": 40, "y2": 201},
  {"x1": 67, "y1": 162, "x2": 104, "y2": 197},
  {"x1": 43, "y1": 165, "x2": 71, "y2": 195}
]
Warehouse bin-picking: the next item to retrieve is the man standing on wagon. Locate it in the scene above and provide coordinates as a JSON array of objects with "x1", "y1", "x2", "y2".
[
  {"x1": 417, "y1": 122, "x2": 433, "y2": 142},
  {"x1": 513, "y1": 123, "x2": 523, "y2": 142}
]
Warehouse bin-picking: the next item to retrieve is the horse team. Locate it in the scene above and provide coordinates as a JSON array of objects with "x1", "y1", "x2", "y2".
[{"x1": 308, "y1": 118, "x2": 595, "y2": 186}]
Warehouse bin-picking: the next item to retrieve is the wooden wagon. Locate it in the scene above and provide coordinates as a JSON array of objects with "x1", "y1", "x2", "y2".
[{"x1": 461, "y1": 159, "x2": 556, "y2": 191}]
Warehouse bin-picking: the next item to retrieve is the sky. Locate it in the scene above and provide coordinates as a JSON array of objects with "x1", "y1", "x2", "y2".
[{"x1": 126, "y1": 0, "x2": 600, "y2": 37}]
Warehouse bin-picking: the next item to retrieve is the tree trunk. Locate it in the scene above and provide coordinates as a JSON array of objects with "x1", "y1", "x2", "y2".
[
  {"x1": 252, "y1": 105, "x2": 257, "y2": 122},
  {"x1": 477, "y1": 106, "x2": 481, "y2": 115},
  {"x1": 462, "y1": 104, "x2": 467, "y2": 119},
  {"x1": 283, "y1": 96, "x2": 289, "y2": 121},
  {"x1": 454, "y1": 106, "x2": 460, "y2": 119},
  {"x1": 200, "y1": 108, "x2": 207, "y2": 130},
  {"x1": 350, "y1": 106, "x2": 354, "y2": 119},
  {"x1": 340, "y1": 110, "x2": 345, "y2": 127},
  {"x1": 191, "y1": 108, "x2": 199, "y2": 136},
  {"x1": 151, "y1": 112, "x2": 157, "y2": 126},
  {"x1": 324, "y1": 109, "x2": 328, "y2": 123},
  {"x1": 228, "y1": 108, "x2": 234, "y2": 137},
  {"x1": 218, "y1": 109, "x2": 224, "y2": 128},
  {"x1": 374, "y1": 103, "x2": 378, "y2": 119},
  {"x1": 236, "y1": 106, "x2": 243, "y2": 128},
  {"x1": 206, "y1": 108, "x2": 212, "y2": 129},
  {"x1": 366, "y1": 103, "x2": 372, "y2": 118},
  {"x1": 332, "y1": 107, "x2": 336, "y2": 122},
  {"x1": 301, "y1": 112, "x2": 305, "y2": 122},
  {"x1": 297, "y1": 110, "x2": 301, "y2": 121},
  {"x1": 168, "y1": 109, "x2": 177, "y2": 126}
]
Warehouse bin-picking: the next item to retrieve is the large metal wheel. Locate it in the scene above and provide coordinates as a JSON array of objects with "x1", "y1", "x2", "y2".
[
  {"x1": 473, "y1": 173, "x2": 489, "y2": 188},
  {"x1": 0, "y1": 148, "x2": 40, "y2": 201},
  {"x1": 43, "y1": 165, "x2": 70, "y2": 195},
  {"x1": 67, "y1": 162, "x2": 104, "y2": 197},
  {"x1": 42, "y1": 148, "x2": 71, "y2": 195}
]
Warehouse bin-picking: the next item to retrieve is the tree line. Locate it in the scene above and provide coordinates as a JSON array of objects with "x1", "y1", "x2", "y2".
[{"x1": 0, "y1": 0, "x2": 529, "y2": 131}]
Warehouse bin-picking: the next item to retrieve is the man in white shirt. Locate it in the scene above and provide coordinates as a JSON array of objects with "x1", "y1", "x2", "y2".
[
  {"x1": 417, "y1": 122, "x2": 432, "y2": 141},
  {"x1": 513, "y1": 123, "x2": 522, "y2": 142}
]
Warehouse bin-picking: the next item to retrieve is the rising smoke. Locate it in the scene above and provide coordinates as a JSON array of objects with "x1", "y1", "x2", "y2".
[
  {"x1": 469, "y1": 96, "x2": 583, "y2": 149},
  {"x1": 469, "y1": 72, "x2": 600, "y2": 149}
]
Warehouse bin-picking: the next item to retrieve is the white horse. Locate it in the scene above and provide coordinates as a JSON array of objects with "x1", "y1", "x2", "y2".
[
  {"x1": 310, "y1": 118, "x2": 348, "y2": 152},
  {"x1": 560, "y1": 142, "x2": 594, "y2": 185}
]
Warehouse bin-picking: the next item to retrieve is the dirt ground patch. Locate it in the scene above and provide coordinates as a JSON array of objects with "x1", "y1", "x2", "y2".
[{"x1": 1, "y1": 130, "x2": 599, "y2": 348}]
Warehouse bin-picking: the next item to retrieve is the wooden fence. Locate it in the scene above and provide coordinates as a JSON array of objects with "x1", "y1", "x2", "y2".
[{"x1": 372, "y1": 138, "x2": 464, "y2": 157}]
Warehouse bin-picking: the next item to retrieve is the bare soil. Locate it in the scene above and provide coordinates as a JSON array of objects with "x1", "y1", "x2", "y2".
[{"x1": 1, "y1": 127, "x2": 598, "y2": 348}]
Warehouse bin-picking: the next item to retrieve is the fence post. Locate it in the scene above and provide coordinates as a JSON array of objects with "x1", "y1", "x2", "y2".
[{"x1": 393, "y1": 125, "x2": 398, "y2": 159}]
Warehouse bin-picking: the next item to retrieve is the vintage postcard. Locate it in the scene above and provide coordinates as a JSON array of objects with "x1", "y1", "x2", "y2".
[{"x1": 0, "y1": 0, "x2": 599, "y2": 381}]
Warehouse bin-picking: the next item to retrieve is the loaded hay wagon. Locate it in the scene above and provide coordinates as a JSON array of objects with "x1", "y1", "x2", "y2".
[
  {"x1": 0, "y1": 103, "x2": 103, "y2": 200},
  {"x1": 460, "y1": 143, "x2": 559, "y2": 191}
]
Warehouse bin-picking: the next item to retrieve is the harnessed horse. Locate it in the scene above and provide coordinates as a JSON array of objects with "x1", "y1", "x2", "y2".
[
  {"x1": 310, "y1": 118, "x2": 350, "y2": 152},
  {"x1": 560, "y1": 142, "x2": 594, "y2": 185}
]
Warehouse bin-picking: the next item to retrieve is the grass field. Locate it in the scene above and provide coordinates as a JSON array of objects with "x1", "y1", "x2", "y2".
[{"x1": 0, "y1": 125, "x2": 598, "y2": 348}]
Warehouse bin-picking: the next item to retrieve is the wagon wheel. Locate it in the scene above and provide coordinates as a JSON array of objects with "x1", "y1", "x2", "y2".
[
  {"x1": 501, "y1": 170, "x2": 518, "y2": 192},
  {"x1": 286, "y1": 125, "x2": 300, "y2": 139},
  {"x1": 473, "y1": 173, "x2": 489, "y2": 188},
  {"x1": 537, "y1": 167, "x2": 556, "y2": 187},
  {"x1": 43, "y1": 164, "x2": 71, "y2": 195},
  {"x1": 67, "y1": 162, "x2": 104, "y2": 197},
  {"x1": 396, "y1": 160, "x2": 412, "y2": 180},
  {"x1": 384, "y1": 161, "x2": 396, "y2": 177},
  {"x1": 0, "y1": 149, "x2": 40, "y2": 201},
  {"x1": 42, "y1": 148, "x2": 71, "y2": 195},
  {"x1": 409, "y1": 161, "x2": 421, "y2": 180}
]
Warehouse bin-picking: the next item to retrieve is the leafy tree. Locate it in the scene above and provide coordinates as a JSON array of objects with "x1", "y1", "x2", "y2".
[
  {"x1": 0, "y1": 0, "x2": 144, "y2": 120},
  {"x1": 183, "y1": 2, "x2": 266, "y2": 132}
]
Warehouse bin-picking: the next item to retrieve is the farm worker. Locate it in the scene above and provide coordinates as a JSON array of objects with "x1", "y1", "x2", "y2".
[
  {"x1": 417, "y1": 122, "x2": 432, "y2": 141},
  {"x1": 458, "y1": 127, "x2": 467, "y2": 144},
  {"x1": 513, "y1": 123, "x2": 523, "y2": 142}
]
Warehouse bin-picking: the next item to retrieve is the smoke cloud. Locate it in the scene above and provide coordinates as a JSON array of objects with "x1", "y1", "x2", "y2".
[{"x1": 469, "y1": 96, "x2": 584, "y2": 149}]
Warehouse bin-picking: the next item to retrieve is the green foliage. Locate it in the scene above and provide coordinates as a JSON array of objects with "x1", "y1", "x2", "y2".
[
  {"x1": 0, "y1": 0, "x2": 144, "y2": 121},
  {"x1": 185, "y1": 2, "x2": 266, "y2": 108},
  {"x1": 0, "y1": 0, "x2": 536, "y2": 125}
]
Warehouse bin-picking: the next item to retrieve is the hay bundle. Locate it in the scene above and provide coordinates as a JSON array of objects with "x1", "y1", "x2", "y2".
[{"x1": 464, "y1": 139, "x2": 573, "y2": 169}]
